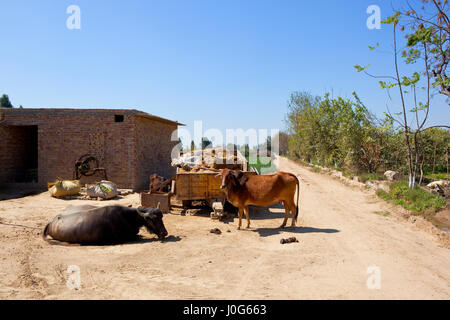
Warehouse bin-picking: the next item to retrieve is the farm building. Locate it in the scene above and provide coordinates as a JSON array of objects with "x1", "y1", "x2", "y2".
[{"x1": 0, "y1": 108, "x2": 182, "y2": 191}]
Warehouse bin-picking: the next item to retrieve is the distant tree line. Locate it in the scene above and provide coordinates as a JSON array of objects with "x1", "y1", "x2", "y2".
[{"x1": 285, "y1": 91, "x2": 449, "y2": 180}]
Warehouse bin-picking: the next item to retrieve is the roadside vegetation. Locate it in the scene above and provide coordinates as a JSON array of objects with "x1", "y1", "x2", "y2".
[
  {"x1": 376, "y1": 182, "x2": 446, "y2": 214},
  {"x1": 285, "y1": 91, "x2": 449, "y2": 181}
]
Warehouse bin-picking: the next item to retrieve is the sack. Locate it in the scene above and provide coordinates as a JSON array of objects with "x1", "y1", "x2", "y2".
[
  {"x1": 86, "y1": 180, "x2": 118, "y2": 200},
  {"x1": 49, "y1": 179, "x2": 81, "y2": 198}
]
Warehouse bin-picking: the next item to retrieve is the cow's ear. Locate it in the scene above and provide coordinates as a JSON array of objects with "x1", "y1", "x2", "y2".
[
  {"x1": 233, "y1": 171, "x2": 248, "y2": 186},
  {"x1": 238, "y1": 173, "x2": 248, "y2": 186}
]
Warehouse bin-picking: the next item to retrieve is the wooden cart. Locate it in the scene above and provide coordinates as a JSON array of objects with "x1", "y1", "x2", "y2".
[{"x1": 172, "y1": 149, "x2": 255, "y2": 218}]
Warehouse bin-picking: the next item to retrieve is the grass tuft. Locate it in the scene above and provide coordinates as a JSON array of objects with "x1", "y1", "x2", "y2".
[{"x1": 373, "y1": 211, "x2": 390, "y2": 217}]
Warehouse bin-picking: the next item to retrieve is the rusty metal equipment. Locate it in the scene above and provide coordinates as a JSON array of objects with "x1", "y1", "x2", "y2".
[
  {"x1": 149, "y1": 173, "x2": 173, "y2": 193},
  {"x1": 140, "y1": 173, "x2": 173, "y2": 213},
  {"x1": 74, "y1": 154, "x2": 107, "y2": 180}
]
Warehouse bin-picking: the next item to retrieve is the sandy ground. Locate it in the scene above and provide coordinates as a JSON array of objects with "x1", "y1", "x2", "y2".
[{"x1": 0, "y1": 156, "x2": 449, "y2": 300}]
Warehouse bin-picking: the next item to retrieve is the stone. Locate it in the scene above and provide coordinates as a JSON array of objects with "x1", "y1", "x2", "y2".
[
  {"x1": 384, "y1": 170, "x2": 402, "y2": 181},
  {"x1": 210, "y1": 228, "x2": 221, "y2": 235}
]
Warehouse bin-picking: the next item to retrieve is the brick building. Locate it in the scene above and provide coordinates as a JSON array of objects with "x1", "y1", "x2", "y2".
[{"x1": 0, "y1": 108, "x2": 182, "y2": 190}]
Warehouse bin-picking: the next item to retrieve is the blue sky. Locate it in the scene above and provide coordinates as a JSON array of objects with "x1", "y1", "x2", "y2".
[{"x1": 0, "y1": 0, "x2": 448, "y2": 146}]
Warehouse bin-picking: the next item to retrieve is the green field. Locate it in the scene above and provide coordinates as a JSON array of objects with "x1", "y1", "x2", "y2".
[{"x1": 246, "y1": 156, "x2": 278, "y2": 174}]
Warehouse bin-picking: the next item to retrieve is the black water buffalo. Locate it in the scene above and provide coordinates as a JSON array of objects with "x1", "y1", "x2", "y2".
[{"x1": 42, "y1": 204, "x2": 168, "y2": 244}]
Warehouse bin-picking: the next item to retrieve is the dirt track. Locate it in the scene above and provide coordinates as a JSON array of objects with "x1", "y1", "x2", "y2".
[{"x1": 0, "y1": 156, "x2": 449, "y2": 299}]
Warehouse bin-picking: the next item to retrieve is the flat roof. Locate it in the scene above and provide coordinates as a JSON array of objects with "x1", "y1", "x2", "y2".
[{"x1": 0, "y1": 108, "x2": 184, "y2": 126}]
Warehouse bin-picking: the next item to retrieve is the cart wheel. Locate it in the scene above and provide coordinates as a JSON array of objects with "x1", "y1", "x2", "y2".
[{"x1": 182, "y1": 200, "x2": 192, "y2": 208}]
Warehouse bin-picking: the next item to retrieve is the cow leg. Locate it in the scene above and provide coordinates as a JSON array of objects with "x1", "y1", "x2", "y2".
[
  {"x1": 280, "y1": 201, "x2": 289, "y2": 228},
  {"x1": 237, "y1": 208, "x2": 243, "y2": 230},
  {"x1": 290, "y1": 201, "x2": 297, "y2": 227},
  {"x1": 243, "y1": 206, "x2": 250, "y2": 229}
]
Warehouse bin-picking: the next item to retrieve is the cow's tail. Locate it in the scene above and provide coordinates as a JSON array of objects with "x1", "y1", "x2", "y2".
[{"x1": 294, "y1": 175, "x2": 300, "y2": 222}]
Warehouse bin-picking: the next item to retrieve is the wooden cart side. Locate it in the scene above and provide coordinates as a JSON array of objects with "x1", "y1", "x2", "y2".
[
  {"x1": 173, "y1": 148, "x2": 249, "y2": 202},
  {"x1": 175, "y1": 171, "x2": 226, "y2": 201}
]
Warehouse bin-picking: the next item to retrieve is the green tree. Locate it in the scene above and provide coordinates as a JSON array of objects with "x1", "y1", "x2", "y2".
[
  {"x1": 286, "y1": 91, "x2": 388, "y2": 173},
  {"x1": 201, "y1": 137, "x2": 212, "y2": 150},
  {"x1": 0, "y1": 94, "x2": 13, "y2": 108},
  {"x1": 273, "y1": 132, "x2": 289, "y2": 155},
  {"x1": 397, "y1": 0, "x2": 449, "y2": 99},
  {"x1": 354, "y1": 7, "x2": 450, "y2": 188}
]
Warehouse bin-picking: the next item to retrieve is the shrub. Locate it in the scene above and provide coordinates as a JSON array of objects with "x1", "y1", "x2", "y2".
[{"x1": 359, "y1": 173, "x2": 385, "y2": 183}]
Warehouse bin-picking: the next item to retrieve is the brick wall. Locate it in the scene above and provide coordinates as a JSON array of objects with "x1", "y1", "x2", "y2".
[
  {"x1": 134, "y1": 116, "x2": 178, "y2": 190},
  {"x1": 0, "y1": 109, "x2": 179, "y2": 191}
]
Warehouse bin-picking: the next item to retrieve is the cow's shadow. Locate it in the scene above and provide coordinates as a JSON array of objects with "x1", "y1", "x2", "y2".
[
  {"x1": 247, "y1": 203, "x2": 287, "y2": 220},
  {"x1": 252, "y1": 226, "x2": 340, "y2": 238},
  {"x1": 228, "y1": 203, "x2": 340, "y2": 238}
]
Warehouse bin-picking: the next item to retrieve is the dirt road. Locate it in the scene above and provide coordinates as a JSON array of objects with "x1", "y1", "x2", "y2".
[{"x1": 0, "y1": 157, "x2": 449, "y2": 299}]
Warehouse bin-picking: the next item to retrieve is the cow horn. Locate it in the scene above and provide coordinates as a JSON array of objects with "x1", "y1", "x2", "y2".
[
  {"x1": 137, "y1": 206, "x2": 145, "y2": 213},
  {"x1": 157, "y1": 202, "x2": 160, "y2": 210}
]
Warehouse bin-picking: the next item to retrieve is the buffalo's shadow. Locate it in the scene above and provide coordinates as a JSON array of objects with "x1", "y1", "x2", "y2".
[
  {"x1": 121, "y1": 235, "x2": 182, "y2": 245},
  {"x1": 253, "y1": 226, "x2": 340, "y2": 237},
  {"x1": 67, "y1": 235, "x2": 182, "y2": 247}
]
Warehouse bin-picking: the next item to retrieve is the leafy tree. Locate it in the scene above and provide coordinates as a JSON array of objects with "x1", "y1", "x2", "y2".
[
  {"x1": 396, "y1": 0, "x2": 450, "y2": 99},
  {"x1": 201, "y1": 137, "x2": 212, "y2": 150},
  {"x1": 0, "y1": 94, "x2": 13, "y2": 108},
  {"x1": 273, "y1": 132, "x2": 289, "y2": 155},
  {"x1": 286, "y1": 91, "x2": 391, "y2": 173},
  {"x1": 355, "y1": 6, "x2": 449, "y2": 188}
]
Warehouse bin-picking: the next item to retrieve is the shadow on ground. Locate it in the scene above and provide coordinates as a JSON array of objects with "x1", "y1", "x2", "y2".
[
  {"x1": 252, "y1": 226, "x2": 340, "y2": 237},
  {"x1": 0, "y1": 190, "x2": 43, "y2": 201}
]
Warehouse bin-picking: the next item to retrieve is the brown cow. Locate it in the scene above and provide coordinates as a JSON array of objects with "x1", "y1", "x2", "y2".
[{"x1": 218, "y1": 169, "x2": 300, "y2": 229}]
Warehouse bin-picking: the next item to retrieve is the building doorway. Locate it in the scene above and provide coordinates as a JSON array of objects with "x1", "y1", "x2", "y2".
[{"x1": 4, "y1": 126, "x2": 38, "y2": 183}]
